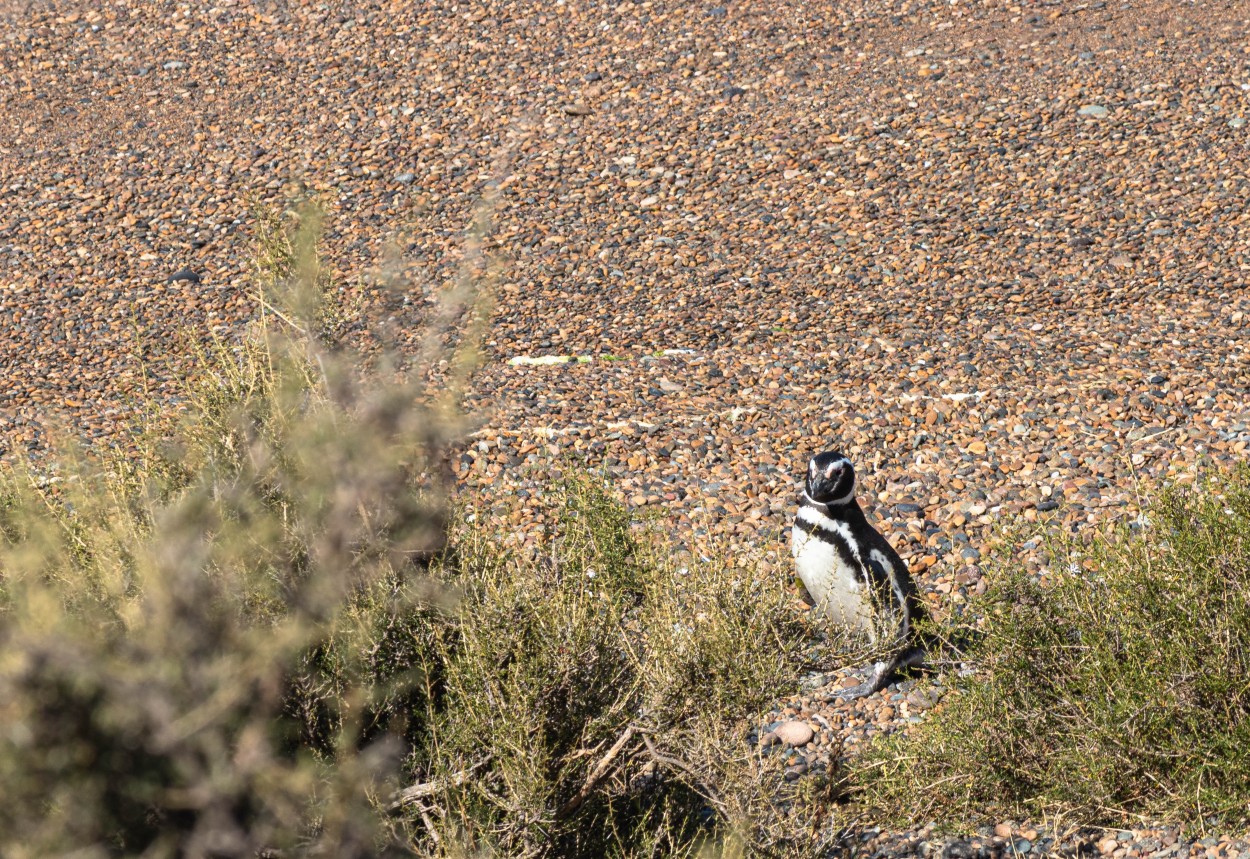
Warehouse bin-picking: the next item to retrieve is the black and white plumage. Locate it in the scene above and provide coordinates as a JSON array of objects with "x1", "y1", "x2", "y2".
[{"x1": 791, "y1": 450, "x2": 927, "y2": 701}]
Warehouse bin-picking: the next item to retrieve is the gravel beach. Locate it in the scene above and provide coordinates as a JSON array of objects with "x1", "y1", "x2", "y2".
[{"x1": 2, "y1": 0, "x2": 1248, "y2": 852}]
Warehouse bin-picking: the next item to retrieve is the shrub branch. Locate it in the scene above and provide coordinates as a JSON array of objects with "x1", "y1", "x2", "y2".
[
  {"x1": 391, "y1": 758, "x2": 491, "y2": 811},
  {"x1": 555, "y1": 723, "x2": 640, "y2": 820}
]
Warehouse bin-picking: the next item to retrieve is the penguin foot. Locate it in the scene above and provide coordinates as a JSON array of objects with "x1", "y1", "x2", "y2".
[
  {"x1": 827, "y1": 661, "x2": 889, "y2": 703},
  {"x1": 826, "y1": 644, "x2": 928, "y2": 703},
  {"x1": 830, "y1": 680, "x2": 877, "y2": 702}
]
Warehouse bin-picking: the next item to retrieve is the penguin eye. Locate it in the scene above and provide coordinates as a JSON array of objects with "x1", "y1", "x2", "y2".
[{"x1": 824, "y1": 463, "x2": 837, "y2": 479}]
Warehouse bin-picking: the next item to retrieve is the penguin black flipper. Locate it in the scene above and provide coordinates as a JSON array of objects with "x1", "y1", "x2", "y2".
[{"x1": 834, "y1": 513, "x2": 933, "y2": 701}]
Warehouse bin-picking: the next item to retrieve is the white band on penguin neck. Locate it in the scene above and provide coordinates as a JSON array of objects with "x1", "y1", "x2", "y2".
[{"x1": 804, "y1": 487, "x2": 855, "y2": 508}]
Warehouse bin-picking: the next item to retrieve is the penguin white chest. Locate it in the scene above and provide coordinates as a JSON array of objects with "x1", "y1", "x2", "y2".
[{"x1": 790, "y1": 519, "x2": 875, "y2": 636}]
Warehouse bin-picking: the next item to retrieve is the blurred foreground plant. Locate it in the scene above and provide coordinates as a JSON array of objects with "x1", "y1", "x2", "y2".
[{"x1": 0, "y1": 201, "x2": 462, "y2": 858}]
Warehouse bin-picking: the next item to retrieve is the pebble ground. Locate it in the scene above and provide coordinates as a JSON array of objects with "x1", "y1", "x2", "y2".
[{"x1": 2, "y1": 0, "x2": 1248, "y2": 853}]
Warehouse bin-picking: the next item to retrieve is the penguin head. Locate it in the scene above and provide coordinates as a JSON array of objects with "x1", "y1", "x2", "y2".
[{"x1": 804, "y1": 451, "x2": 856, "y2": 506}]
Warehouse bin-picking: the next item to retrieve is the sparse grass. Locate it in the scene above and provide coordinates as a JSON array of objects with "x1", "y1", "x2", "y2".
[
  {"x1": 0, "y1": 202, "x2": 836, "y2": 857},
  {"x1": 854, "y1": 464, "x2": 1250, "y2": 832}
]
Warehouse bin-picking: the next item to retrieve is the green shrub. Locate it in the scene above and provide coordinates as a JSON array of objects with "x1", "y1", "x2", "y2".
[
  {"x1": 401, "y1": 475, "x2": 826, "y2": 856},
  {"x1": 854, "y1": 464, "x2": 1250, "y2": 830}
]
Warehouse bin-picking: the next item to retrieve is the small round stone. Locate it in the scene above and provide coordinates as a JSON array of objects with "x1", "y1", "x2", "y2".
[{"x1": 769, "y1": 720, "x2": 815, "y2": 747}]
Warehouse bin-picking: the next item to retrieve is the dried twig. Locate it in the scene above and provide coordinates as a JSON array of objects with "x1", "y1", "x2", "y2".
[
  {"x1": 642, "y1": 732, "x2": 726, "y2": 814},
  {"x1": 390, "y1": 758, "x2": 489, "y2": 811},
  {"x1": 418, "y1": 808, "x2": 441, "y2": 846},
  {"x1": 555, "y1": 723, "x2": 639, "y2": 820}
]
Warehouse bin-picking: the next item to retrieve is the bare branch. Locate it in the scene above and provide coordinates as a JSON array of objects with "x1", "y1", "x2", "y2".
[
  {"x1": 418, "y1": 808, "x2": 441, "y2": 846},
  {"x1": 390, "y1": 758, "x2": 489, "y2": 811},
  {"x1": 642, "y1": 732, "x2": 727, "y2": 815},
  {"x1": 555, "y1": 724, "x2": 639, "y2": 820}
]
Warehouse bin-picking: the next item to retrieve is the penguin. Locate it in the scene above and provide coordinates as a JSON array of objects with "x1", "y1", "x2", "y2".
[{"x1": 790, "y1": 450, "x2": 927, "y2": 701}]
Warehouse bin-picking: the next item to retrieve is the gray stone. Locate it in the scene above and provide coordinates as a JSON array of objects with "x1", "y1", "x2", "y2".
[
  {"x1": 783, "y1": 763, "x2": 807, "y2": 781},
  {"x1": 905, "y1": 688, "x2": 942, "y2": 710},
  {"x1": 1078, "y1": 104, "x2": 1109, "y2": 117}
]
